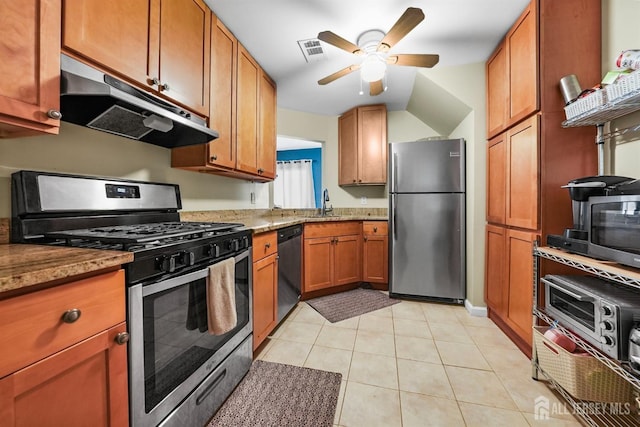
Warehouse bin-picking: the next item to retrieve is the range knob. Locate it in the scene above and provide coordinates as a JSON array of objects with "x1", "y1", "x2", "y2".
[
  {"x1": 601, "y1": 306, "x2": 614, "y2": 317},
  {"x1": 600, "y1": 335, "x2": 615, "y2": 346},
  {"x1": 229, "y1": 239, "x2": 240, "y2": 252},
  {"x1": 208, "y1": 243, "x2": 220, "y2": 257},
  {"x1": 600, "y1": 320, "x2": 615, "y2": 331}
]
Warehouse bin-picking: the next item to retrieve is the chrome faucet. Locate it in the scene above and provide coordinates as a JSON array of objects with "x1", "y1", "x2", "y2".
[{"x1": 321, "y1": 188, "x2": 333, "y2": 216}]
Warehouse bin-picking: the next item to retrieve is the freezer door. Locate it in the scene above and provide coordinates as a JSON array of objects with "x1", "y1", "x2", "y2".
[
  {"x1": 389, "y1": 193, "x2": 466, "y2": 300},
  {"x1": 390, "y1": 139, "x2": 465, "y2": 193}
]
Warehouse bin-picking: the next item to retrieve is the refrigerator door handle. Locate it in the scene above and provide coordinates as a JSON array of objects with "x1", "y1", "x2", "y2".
[
  {"x1": 393, "y1": 153, "x2": 398, "y2": 193},
  {"x1": 392, "y1": 193, "x2": 397, "y2": 239}
]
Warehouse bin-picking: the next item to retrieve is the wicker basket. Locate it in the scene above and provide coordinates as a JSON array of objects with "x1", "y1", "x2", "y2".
[
  {"x1": 533, "y1": 326, "x2": 634, "y2": 403},
  {"x1": 564, "y1": 89, "x2": 605, "y2": 120}
]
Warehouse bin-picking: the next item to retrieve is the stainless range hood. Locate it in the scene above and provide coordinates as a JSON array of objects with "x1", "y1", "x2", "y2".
[{"x1": 60, "y1": 54, "x2": 218, "y2": 148}]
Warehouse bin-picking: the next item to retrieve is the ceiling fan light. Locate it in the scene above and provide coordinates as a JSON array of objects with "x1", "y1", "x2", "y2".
[{"x1": 360, "y1": 54, "x2": 386, "y2": 83}]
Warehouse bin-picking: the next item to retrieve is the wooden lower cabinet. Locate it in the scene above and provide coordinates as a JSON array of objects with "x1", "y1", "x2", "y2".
[
  {"x1": 252, "y1": 231, "x2": 278, "y2": 350},
  {"x1": 484, "y1": 224, "x2": 506, "y2": 317},
  {"x1": 303, "y1": 222, "x2": 361, "y2": 294},
  {"x1": 362, "y1": 221, "x2": 388, "y2": 288},
  {"x1": 0, "y1": 269, "x2": 128, "y2": 427},
  {"x1": 0, "y1": 322, "x2": 129, "y2": 427},
  {"x1": 486, "y1": 226, "x2": 537, "y2": 355}
]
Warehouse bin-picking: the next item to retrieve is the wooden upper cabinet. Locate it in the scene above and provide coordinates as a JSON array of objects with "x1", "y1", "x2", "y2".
[
  {"x1": 258, "y1": 71, "x2": 277, "y2": 179},
  {"x1": 207, "y1": 17, "x2": 237, "y2": 169},
  {"x1": 486, "y1": 44, "x2": 508, "y2": 138},
  {"x1": 506, "y1": 115, "x2": 539, "y2": 230},
  {"x1": 338, "y1": 108, "x2": 358, "y2": 185},
  {"x1": 236, "y1": 45, "x2": 259, "y2": 176},
  {"x1": 507, "y1": 1, "x2": 538, "y2": 124},
  {"x1": 62, "y1": 0, "x2": 211, "y2": 117},
  {"x1": 339, "y1": 104, "x2": 387, "y2": 186},
  {"x1": 0, "y1": 0, "x2": 61, "y2": 137},
  {"x1": 487, "y1": 133, "x2": 506, "y2": 225}
]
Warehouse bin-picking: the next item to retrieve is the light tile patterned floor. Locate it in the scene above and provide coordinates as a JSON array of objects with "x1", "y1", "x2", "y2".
[{"x1": 254, "y1": 298, "x2": 582, "y2": 427}]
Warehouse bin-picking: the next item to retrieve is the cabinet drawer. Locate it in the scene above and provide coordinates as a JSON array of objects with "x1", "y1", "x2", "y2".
[
  {"x1": 252, "y1": 231, "x2": 277, "y2": 261},
  {"x1": 304, "y1": 222, "x2": 361, "y2": 238},
  {"x1": 0, "y1": 270, "x2": 125, "y2": 378},
  {"x1": 363, "y1": 221, "x2": 388, "y2": 235}
]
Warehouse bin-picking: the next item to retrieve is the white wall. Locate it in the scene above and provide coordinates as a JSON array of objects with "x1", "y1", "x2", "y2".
[
  {"x1": 602, "y1": 0, "x2": 640, "y2": 177},
  {"x1": 0, "y1": 122, "x2": 270, "y2": 217}
]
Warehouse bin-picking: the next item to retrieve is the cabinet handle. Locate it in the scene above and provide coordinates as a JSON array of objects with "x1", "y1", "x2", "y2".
[
  {"x1": 364, "y1": 236, "x2": 368, "y2": 242},
  {"x1": 149, "y1": 77, "x2": 160, "y2": 86},
  {"x1": 210, "y1": 154, "x2": 218, "y2": 161},
  {"x1": 373, "y1": 227, "x2": 378, "y2": 233},
  {"x1": 47, "y1": 109, "x2": 62, "y2": 120},
  {"x1": 115, "y1": 332, "x2": 130, "y2": 345},
  {"x1": 61, "y1": 308, "x2": 81, "y2": 324},
  {"x1": 258, "y1": 168, "x2": 264, "y2": 174},
  {"x1": 161, "y1": 83, "x2": 170, "y2": 91},
  {"x1": 358, "y1": 179, "x2": 362, "y2": 183},
  {"x1": 352, "y1": 179, "x2": 356, "y2": 183},
  {"x1": 265, "y1": 242, "x2": 271, "y2": 249}
]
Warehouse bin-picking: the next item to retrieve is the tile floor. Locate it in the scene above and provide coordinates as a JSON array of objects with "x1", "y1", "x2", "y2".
[{"x1": 254, "y1": 298, "x2": 582, "y2": 427}]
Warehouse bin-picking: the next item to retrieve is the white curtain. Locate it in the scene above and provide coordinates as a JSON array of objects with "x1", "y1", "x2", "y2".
[{"x1": 274, "y1": 160, "x2": 315, "y2": 208}]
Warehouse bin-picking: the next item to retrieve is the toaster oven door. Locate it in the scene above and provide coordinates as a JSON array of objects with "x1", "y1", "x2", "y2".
[{"x1": 542, "y1": 276, "x2": 599, "y2": 341}]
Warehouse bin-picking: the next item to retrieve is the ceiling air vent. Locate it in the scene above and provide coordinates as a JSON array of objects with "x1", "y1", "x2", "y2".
[{"x1": 297, "y1": 38, "x2": 326, "y2": 63}]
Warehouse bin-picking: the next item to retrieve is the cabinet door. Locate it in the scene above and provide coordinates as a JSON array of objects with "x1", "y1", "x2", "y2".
[
  {"x1": 258, "y1": 71, "x2": 277, "y2": 179},
  {"x1": 508, "y1": 1, "x2": 538, "y2": 124},
  {"x1": 62, "y1": 0, "x2": 154, "y2": 90},
  {"x1": 487, "y1": 132, "x2": 506, "y2": 225},
  {"x1": 158, "y1": 0, "x2": 211, "y2": 117},
  {"x1": 334, "y1": 234, "x2": 361, "y2": 286},
  {"x1": 236, "y1": 45, "x2": 259, "y2": 175},
  {"x1": 363, "y1": 234, "x2": 388, "y2": 284},
  {"x1": 208, "y1": 16, "x2": 237, "y2": 169},
  {"x1": 486, "y1": 43, "x2": 508, "y2": 138},
  {"x1": 505, "y1": 229, "x2": 536, "y2": 346},
  {"x1": 506, "y1": 115, "x2": 539, "y2": 230},
  {"x1": 0, "y1": 0, "x2": 60, "y2": 136},
  {"x1": 338, "y1": 108, "x2": 358, "y2": 185},
  {"x1": 0, "y1": 322, "x2": 129, "y2": 427},
  {"x1": 485, "y1": 224, "x2": 506, "y2": 317},
  {"x1": 303, "y1": 237, "x2": 334, "y2": 293},
  {"x1": 253, "y1": 253, "x2": 278, "y2": 350},
  {"x1": 357, "y1": 104, "x2": 387, "y2": 185}
]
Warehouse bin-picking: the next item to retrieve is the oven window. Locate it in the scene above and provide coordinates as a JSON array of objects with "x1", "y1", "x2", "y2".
[
  {"x1": 548, "y1": 286, "x2": 595, "y2": 332},
  {"x1": 142, "y1": 257, "x2": 250, "y2": 412},
  {"x1": 591, "y1": 201, "x2": 640, "y2": 255}
]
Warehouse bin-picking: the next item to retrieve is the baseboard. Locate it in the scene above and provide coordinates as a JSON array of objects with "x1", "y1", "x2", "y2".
[{"x1": 464, "y1": 299, "x2": 488, "y2": 317}]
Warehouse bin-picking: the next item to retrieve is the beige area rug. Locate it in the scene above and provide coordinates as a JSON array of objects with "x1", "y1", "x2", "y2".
[
  {"x1": 306, "y1": 287, "x2": 401, "y2": 323},
  {"x1": 208, "y1": 360, "x2": 341, "y2": 427}
]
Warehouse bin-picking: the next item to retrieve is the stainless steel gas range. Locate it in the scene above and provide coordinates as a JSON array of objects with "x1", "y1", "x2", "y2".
[{"x1": 11, "y1": 170, "x2": 253, "y2": 427}]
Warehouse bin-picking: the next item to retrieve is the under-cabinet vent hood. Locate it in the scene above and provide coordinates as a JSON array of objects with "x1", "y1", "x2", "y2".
[{"x1": 60, "y1": 54, "x2": 218, "y2": 148}]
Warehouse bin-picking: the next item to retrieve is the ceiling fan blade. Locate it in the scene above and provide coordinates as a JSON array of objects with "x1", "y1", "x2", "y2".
[
  {"x1": 377, "y1": 7, "x2": 425, "y2": 52},
  {"x1": 318, "y1": 31, "x2": 363, "y2": 55},
  {"x1": 318, "y1": 64, "x2": 360, "y2": 85},
  {"x1": 370, "y1": 80, "x2": 384, "y2": 96},
  {"x1": 388, "y1": 54, "x2": 440, "y2": 68}
]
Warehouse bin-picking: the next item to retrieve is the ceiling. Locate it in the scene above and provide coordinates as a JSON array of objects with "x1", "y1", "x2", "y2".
[{"x1": 205, "y1": 0, "x2": 530, "y2": 116}]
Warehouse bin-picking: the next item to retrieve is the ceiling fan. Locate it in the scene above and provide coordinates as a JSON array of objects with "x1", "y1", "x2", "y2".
[{"x1": 317, "y1": 7, "x2": 439, "y2": 96}]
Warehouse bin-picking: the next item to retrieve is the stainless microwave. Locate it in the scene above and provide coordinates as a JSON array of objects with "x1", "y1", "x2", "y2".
[
  {"x1": 543, "y1": 274, "x2": 640, "y2": 361},
  {"x1": 587, "y1": 195, "x2": 640, "y2": 268}
]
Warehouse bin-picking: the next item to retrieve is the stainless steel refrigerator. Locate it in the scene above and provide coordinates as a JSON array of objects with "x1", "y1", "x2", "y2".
[{"x1": 389, "y1": 139, "x2": 466, "y2": 303}]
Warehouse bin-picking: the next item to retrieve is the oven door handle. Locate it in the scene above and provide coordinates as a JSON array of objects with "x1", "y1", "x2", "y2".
[{"x1": 541, "y1": 277, "x2": 594, "y2": 302}]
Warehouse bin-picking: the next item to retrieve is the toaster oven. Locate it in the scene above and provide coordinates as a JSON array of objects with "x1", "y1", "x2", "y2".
[{"x1": 543, "y1": 274, "x2": 640, "y2": 361}]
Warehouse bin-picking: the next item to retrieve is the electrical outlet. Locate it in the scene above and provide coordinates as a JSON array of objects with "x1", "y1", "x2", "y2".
[
  {"x1": 360, "y1": 196, "x2": 367, "y2": 205},
  {"x1": 250, "y1": 192, "x2": 256, "y2": 204}
]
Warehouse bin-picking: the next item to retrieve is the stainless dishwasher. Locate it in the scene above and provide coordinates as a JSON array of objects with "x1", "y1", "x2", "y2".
[{"x1": 277, "y1": 225, "x2": 302, "y2": 321}]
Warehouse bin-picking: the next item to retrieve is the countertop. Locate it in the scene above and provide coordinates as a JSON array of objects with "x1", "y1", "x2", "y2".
[
  {"x1": 0, "y1": 208, "x2": 387, "y2": 296},
  {"x1": 0, "y1": 245, "x2": 133, "y2": 295}
]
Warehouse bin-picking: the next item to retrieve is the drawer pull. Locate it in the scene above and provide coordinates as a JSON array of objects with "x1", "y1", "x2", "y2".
[
  {"x1": 265, "y1": 242, "x2": 271, "y2": 249},
  {"x1": 373, "y1": 227, "x2": 378, "y2": 233},
  {"x1": 364, "y1": 236, "x2": 368, "y2": 242},
  {"x1": 61, "y1": 308, "x2": 81, "y2": 324},
  {"x1": 115, "y1": 332, "x2": 130, "y2": 345}
]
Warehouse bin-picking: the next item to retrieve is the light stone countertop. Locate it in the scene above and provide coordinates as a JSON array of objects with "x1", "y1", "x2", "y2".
[
  {"x1": 0, "y1": 208, "x2": 387, "y2": 296},
  {"x1": 0, "y1": 245, "x2": 133, "y2": 296}
]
